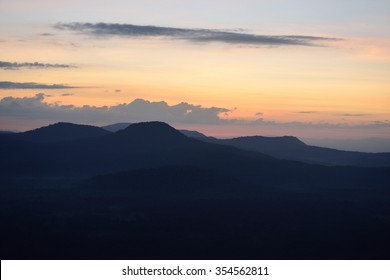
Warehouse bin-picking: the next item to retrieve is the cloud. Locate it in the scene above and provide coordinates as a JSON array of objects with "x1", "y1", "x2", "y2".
[
  {"x1": 0, "y1": 82, "x2": 79, "y2": 89},
  {"x1": 255, "y1": 112, "x2": 263, "y2": 116},
  {"x1": 61, "y1": 93, "x2": 74, "y2": 96},
  {"x1": 39, "y1": 33, "x2": 55, "y2": 36},
  {"x1": 115, "y1": 89, "x2": 121, "y2": 93},
  {"x1": 0, "y1": 61, "x2": 76, "y2": 70},
  {"x1": 341, "y1": 113, "x2": 367, "y2": 117},
  {"x1": 55, "y1": 22, "x2": 340, "y2": 47},
  {"x1": 0, "y1": 94, "x2": 230, "y2": 124},
  {"x1": 298, "y1": 111, "x2": 316, "y2": 114},
  {"x1": 1, "y1": 94, "x2": 388, "y2": 135}
]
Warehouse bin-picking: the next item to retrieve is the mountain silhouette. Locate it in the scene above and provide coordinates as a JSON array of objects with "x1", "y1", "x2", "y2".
[
  {"x1": 102, "y1": 122, "x2": 209, "y2": 139},
  {"x1": 99, "y1": 122, "x2": 390, "y2": 167},
  {"x1": 1, "y1": 121, "x2": 390, "y2": 260},
  {"x1": 2, "y1": 122, "x2": 389, "y2": 168},
  {"x1": 0, "y1": 130, "x2": 16, "y2": 134},
  {"x1": 218, "y1": 135, "x2": 306, "y2": 150},
  {"x1": 2, "y1": 121, "x2": 388, "y2": 180},
  {"x1": 179, "y1": 129, "x2": 209, "y2": 139},
  {"x1": 101, "y1": 122, "x2": 132, "y2": 132},
  {"x1": 0, "y1": 121, "x2": 271, "y2": 176},
  {"x1": 4, "y1": 122, "x2": 110, "y2": 143},
  {"x1": 190, "y1": 134, "x2": 390, "y2": 167},
  {"x1": 111, "y1": 121, "x2": 189, "y2": 144}
]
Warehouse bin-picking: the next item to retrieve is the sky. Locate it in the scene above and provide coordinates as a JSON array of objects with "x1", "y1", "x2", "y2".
[{"x1": 1, "y1": 0, "x2": 390, "y2": 144}]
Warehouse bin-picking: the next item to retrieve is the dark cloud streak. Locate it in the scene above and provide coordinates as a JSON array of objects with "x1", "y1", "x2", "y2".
[
  {"x1": 39, "y1": 33, "x2": 55, "y2": 36},
  {"x1": 0, "y1": 61, "x2": 76, "y2": 70},
  {"x1": 55, "y1": 22, "x2": 341, "y2": 47},
  {"x1": 0, "y1": 82, "x2": 79, "y2": 89},
  {"x1": 341, "y1": 113, "x2": 368, "y2": 117}
]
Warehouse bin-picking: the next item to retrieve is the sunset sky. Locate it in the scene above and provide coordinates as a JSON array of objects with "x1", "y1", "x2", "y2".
[{"x1": 1, "y1": 0, "x2": 389, "y2": 141}]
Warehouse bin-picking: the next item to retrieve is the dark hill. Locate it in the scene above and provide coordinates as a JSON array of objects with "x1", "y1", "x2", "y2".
[
  {"x1": 3, "y1": 122, "x2": 110, "y2": 143},
  {"x1": 201, "y1": 135, "x2": 390, "y2": 167},
  {"x1": 98, "y1": 121, "x2": 202, "y2": 154},
  {"x1": 219, "y1": 135, "x2": 306, "y2": 151},
  {"x1": 0, "y1": 130, "x2": 16, "y2": 134},
  {"x1": 113, "y1": 121, "x2": 188, "y2": 143},
  {"x1": 102, "y1": 122, "x2": 209, "y2": 139}
]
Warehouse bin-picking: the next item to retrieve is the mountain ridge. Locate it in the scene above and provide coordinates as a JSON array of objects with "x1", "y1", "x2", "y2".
[
  {"x1": 2, "y1": 122, "x2": 110, "y2": 143},
  {"x1": 1, "y1": 121, "x2": 389, "y2": 167},
  {"x1": 199, "y1": 133, "x2": 390, "y2": 167},
  {"x1": 1, "y1": 121, "x2": 390, "y2": 260}
]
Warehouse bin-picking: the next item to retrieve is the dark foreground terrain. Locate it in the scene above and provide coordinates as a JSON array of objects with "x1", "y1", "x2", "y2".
[{"x1": 1, "y1": 122, "x2": 390, "y2": 259}]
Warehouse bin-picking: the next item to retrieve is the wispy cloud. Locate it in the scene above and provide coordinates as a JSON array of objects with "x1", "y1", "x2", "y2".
[
  {"x1": 0, "y1": 61, "x2": 76, "y2": 70},
  {"x1": 0, "y1": 81, "x2": 79, "y2": 89},
  {"x1": 39, "y1": 33, "x2": 55, "y2": 36},
  {"x1": 341, "y1": 113, "x2": 368, "y2": 117},
  {"x1": 61, "y1": 93, "x2": 74, "y2": 96},
  {"x1": 55, "y1": 22, "x2": 341, "y2": 47}
]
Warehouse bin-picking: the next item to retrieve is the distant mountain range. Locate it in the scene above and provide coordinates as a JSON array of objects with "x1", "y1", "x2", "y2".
[
  {"x1": 1, "y1": 121, "x2": 390, "y2": 259},
  {"x1": 102, "y1": 122, "x2": 390, "y2": 167},
  {"x1": 101, "y1": 122, "x2": 133, "y2": 132},
  {"x1": 201, "y1": 135, "x2": 390, "y2": 167},
  {"x1": 304, "y1": 137, "x2": 390, "y2": 153},
  {"x1": 1, "y1": 122, "x2": 389, "y2": 168}
]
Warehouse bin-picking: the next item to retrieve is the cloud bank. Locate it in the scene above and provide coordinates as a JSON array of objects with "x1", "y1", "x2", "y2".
[
  {"x1": 55, "y1": 22, "x2": 340, "y2": 47},
  {"x1": 0, "y1": 61, "x2": 76, "y2": 70},
  {"x1": 0, "y1": 82, "x2": 79, "y2": 89},
  {"x1": 0, "y1": 94, "x2": 230, "y2": 124},
  {"x1": 1, "y1": 94, "x2": 388, "y2": 134}
]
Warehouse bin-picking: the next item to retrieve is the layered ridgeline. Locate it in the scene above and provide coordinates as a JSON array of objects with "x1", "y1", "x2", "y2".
[
  {"x1": 2, "y1": 121, "x2": 390, "y2": 178},
  {"x1": 102, "y1": 122, "x2": 390, "y2": 167},
  {"x1": 183, "y1": 131, "x2": 390, "y2": 167},
  {"x1": 1, "y1": 121, "x2": 390, "y2": 259},
  {"x1": 0, "y1": 121, "x2": 274, "y2": 177}
]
